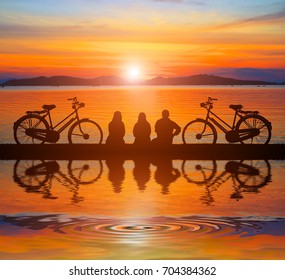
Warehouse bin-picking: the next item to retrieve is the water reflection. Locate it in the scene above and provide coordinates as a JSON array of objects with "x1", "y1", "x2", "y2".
[
  {"x1": 1, "y1": 214, "x2": 284, "y2": 240},
  {"x1": 1, "y1": 212, "x2": 284, "y2": 259},
  {"x1": 182, "y1": 160, "x2": 272, "y2": 206},
  {"x1": 13, "y1": 159, "x2": 271, "y2": 204},
  {"x1": 106, "y1": 158, "x2": 125, "y2": 193},
  {"x1": 13, "y1": 159, "x2": 103, "y2": 204},
  {"x1": 5, "y1": 159, "x2": 283, "y2": 260},
  {"x1": 152, "y1": 157, "x2": 181, "y2": 195},
  {"x1": 133, "y1": 157, "x2": 151, "y2": 192}
]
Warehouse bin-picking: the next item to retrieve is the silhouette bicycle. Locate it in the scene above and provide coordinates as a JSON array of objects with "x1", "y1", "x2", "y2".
[
  {"x1": 182, "y1": 97, "x2": 272, "y2": 144},
  {"x1": 13, "y1": 97, "x2": 103, "y2": 144}
]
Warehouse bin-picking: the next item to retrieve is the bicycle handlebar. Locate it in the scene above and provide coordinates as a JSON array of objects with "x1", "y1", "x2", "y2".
[
  {"x1": 200, "y1": 97, "x2": 218, "y2": 109},
  {"x1": 208, "y1": 97, "x2": 218, "y2": 101},
  {"x1": 68, "y1": 97, "x2": 85, "y2": 110},
  {"x1": 67, "y1": 97, "x2": 77, "y2": 101}
]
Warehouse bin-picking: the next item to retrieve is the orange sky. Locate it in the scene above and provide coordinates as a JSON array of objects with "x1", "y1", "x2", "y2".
[{"x1": 0, "y1": 0, "x2": 285, "y2": 81}]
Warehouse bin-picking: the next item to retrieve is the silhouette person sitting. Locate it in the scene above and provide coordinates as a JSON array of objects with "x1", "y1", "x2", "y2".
[
  {"x1": 106, "y1": 111, "x2": 125, "y2": 145},
  {"x1": 133, "y1": 112, "x2": 151, "y2": 146},
  {"x1": 153, "y1": 110, "x2": 181, "y2": 145}
]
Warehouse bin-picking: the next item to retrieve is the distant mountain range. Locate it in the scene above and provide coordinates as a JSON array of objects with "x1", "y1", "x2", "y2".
[{"x1": 0, "y1": 74, "x2": 280, "y2": 87}]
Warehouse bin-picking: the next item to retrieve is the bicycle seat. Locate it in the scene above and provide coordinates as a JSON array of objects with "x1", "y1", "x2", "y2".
[
  {"x1": 26, "y1": 110, "x2": 46, "y2": 115},
  {"x1": 229, "y1": 104, "x2": 243, "y2": 111},
  {"x1": 239, "y1": 110, "x2": 259, "y2": 115},
  {"x1": 42, "y1": 104, "x2": 56, "y2": 111}
]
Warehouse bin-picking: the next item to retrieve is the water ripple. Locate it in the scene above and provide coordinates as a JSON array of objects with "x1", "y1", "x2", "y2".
[
  {"x1": 47, "y1": 216, "x2": 272, "y2": 240},
  {"x1": 1, "y1": 214, "x2": 284, "y2": 241}
]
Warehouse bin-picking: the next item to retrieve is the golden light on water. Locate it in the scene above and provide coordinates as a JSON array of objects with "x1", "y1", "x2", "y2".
[{"x1": 0, "y1": 86, "x2": 285, "y2": 260}]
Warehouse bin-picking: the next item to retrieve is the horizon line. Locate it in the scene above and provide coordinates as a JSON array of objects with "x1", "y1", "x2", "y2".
[{"x1": 1, "y1": 73, "x2": 283, "y2": 85}]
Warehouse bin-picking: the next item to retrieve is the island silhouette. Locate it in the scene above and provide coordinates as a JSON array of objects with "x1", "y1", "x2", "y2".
[{"x1": 0, "y1": 74, "x2": 275, "y2": 87}]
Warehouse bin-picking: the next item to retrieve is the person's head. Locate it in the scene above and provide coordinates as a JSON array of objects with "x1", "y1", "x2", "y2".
[
  {"x1": 138, "y1": 112, "x2": 146, "y2": 121},
  {"x1": 113, "y1": 111, "x2": 122, "y2": 121},
  {"x1": 162, "y1": 109, "x2": 169, "y2": 118}
]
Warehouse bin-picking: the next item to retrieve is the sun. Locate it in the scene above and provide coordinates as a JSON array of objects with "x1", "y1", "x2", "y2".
[{"x1": 126, "y1": 66, "x2": 141, "y2": 80}]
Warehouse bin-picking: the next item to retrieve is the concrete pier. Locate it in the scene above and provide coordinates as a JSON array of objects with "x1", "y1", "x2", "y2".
[{"x1": 0, "y1": 144, "x2": 284, "y2": 160}]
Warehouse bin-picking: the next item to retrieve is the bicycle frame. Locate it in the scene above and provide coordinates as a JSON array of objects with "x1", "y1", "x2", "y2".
[
  {"x1": 42, "y1": 107, "x2": 80, "y2": 134},
  {"x1": 204, "y1": 105, "x2": 241, "y2": 133}
]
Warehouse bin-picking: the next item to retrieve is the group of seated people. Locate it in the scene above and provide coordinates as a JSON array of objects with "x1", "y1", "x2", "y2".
[{"x1": 106, "y1": 109, "x2": 181, "y2": 146}]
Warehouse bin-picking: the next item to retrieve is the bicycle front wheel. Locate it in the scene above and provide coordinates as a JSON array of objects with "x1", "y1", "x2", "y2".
[
  {"x1": 68, "y1": 119, "x2": 103, "y2": 144},
  {"x1": 14, "y1": 114, "x2": 49, "y2": 144},
  {"x1": 67, "y1": 160, "x2": 103, "y2": 184},
  {"x1": 236, "y1": 115, "x2": 271, "y2": 144},
  {"x1": 182, "y1": 119, "x2": 217, "y2": 144}
]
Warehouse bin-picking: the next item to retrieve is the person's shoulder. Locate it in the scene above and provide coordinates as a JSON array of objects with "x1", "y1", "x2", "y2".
[{"x1": 170, "y1": 119, "x2": 180, "y2": 126}]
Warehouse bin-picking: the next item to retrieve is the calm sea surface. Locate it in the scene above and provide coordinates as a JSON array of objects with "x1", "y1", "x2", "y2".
[
  {"x1": 0, "y1": 85, "x2": 285, "y2": 144},
  {"x1": 0, "y1": 86, "x2": 284, "y2": 259}
]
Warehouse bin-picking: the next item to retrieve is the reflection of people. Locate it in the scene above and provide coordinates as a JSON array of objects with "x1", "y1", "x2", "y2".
[
  {"x1": 153, "y1": 110, "x2": 181, "y2": 145},
  {"x1": 153, "y1": 158, "x2": 180, "y2": 194},
  {"x1": 133, "y1": 112, "x2": 151, "y2": 145},
  {"x1": 133, "y1": 157, "x2": 151, "y2": 191},
  {"x1": 106, "y1": 158, "x2": 125, "y2": 193},
  {"x1": 106, "y1": 111, "x2": 125, "y2": 145}
]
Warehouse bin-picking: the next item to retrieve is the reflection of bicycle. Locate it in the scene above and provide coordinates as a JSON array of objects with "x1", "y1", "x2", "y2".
[
  {"x1": 182, "y1": 160, "x2": 271, "y2": 205},
  {"x1": 67, "y1": 160, "x2": 103, "y2": 185},
  {"x1": 182, "y1": 97, "x2": 272, "y2": 144},
  {"x1": 13, "y1": 159, "x2": 103, "y2": 203},
  {"x1": 182, "y1": 160, "x2": 217, "y2": 185},
  {"x1": 13, "y1": 160, "x2": 59, "y2": 199},
  {"x1": 14, "y1": 97, "x2": 103, "y2": 144}
]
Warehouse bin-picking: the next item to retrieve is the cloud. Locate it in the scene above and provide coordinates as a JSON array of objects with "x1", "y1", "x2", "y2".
[
  {"x1": 153, "y1": 0, "x2": 205, "y2": 5},
  {"x1": 238, "y1": 9, "x2": 285, "y2": 24},
  {"x1": 214, "y1": 9, "x2": 285, "y2": 29},
  {"x1": 0, "y1": 21, "x2": 128, "y2": 39},
  {"x1": 154, "y1": 0, "x2": 184, "y2": 2}
]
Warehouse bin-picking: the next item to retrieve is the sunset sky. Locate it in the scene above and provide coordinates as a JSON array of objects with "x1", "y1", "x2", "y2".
[{"x1": 0, "y1": 0, "x2": 284, "y2": 82}]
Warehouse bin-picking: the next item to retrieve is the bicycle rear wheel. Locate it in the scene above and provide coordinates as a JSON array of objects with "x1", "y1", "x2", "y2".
[
  {"x1": 182, "y1": 119, "x2": 217, "y2": 144},
  {"x1": 235, "y1": 160, "x2": 272, "y2": 188},
  {"x1": 14, "y1": 114, "x2": 49, "y2": 144},
  {"x1": 68, "y1": 119, "x2": 103, "y2": 144},
  {"x1": 236, "y1": 115, "x2": 271, "y2": 144},
  {"x1": 182, "y1": 160, "x2": 217, "y2": 185}
]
